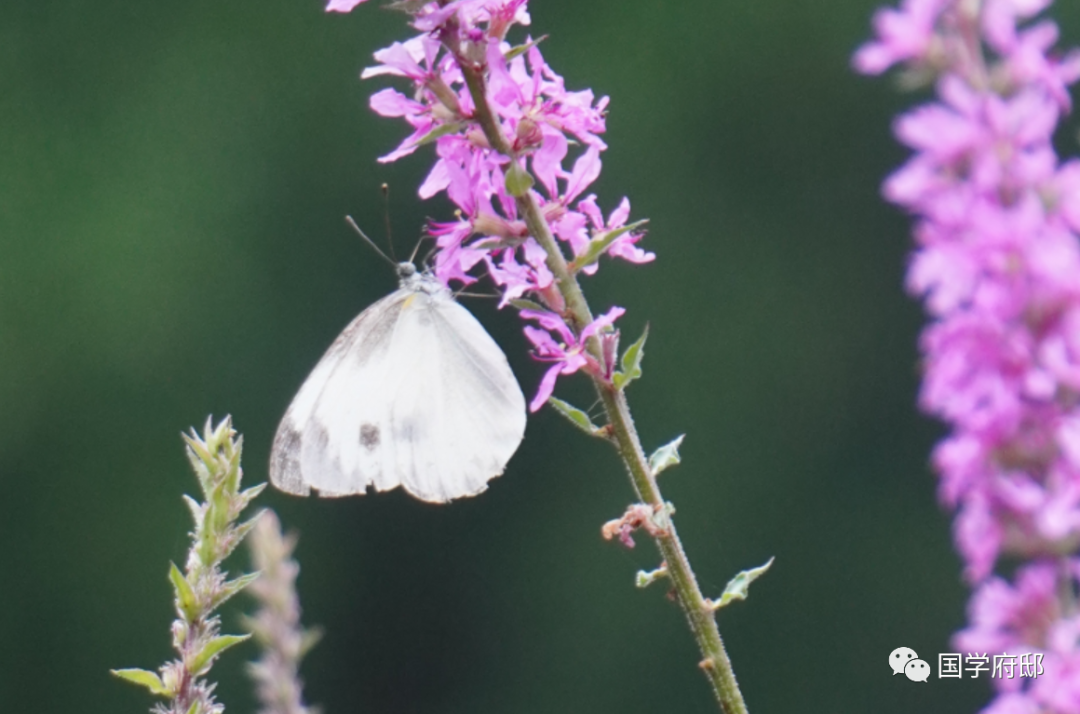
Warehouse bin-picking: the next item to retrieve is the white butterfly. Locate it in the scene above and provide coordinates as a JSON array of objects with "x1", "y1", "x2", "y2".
[{"x1": 270, "y1": 260, "x2": 526, "y2": 503}]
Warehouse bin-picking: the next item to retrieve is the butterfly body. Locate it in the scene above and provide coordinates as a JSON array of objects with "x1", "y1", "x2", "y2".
[{"x1": 270, "y1": 262, "x2": 526, "y2": 503}]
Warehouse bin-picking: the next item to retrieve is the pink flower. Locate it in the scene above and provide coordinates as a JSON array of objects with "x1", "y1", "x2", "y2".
[
  {"x1": 852, "y1": 0, "x2": 947, "y2": 74},
  {"x1": 521, "y1": 307, "x2": 625, "y2": 411},
  {"x1": 325, "y1": 0, "x2": 369, "y2": 12}
]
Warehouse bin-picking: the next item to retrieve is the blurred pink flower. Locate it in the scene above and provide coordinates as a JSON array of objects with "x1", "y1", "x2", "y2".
[
  {"x1": 325, "y1": 0, "x2": 369, "y2": 13},
  {"x1": 859, "y1": 0, "x2": 1080, "y2": 710}
]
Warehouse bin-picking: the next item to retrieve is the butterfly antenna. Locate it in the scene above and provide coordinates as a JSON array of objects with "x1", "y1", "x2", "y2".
[
  {"x1": 408, "y1": 231, "x2": 428, "y2": 266},
  {"x1": 380, "y1": 183, "x2": 397, "y2": 261},
  {"x1": 345, "y1": 215, "x2": 397, "y2": 268}
]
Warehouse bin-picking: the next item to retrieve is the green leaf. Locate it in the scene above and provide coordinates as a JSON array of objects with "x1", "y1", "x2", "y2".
[
  {"x1": 169, "y1": 562, "x2": 199, "y2": 621},
  {"x1": 237, "y1": 482, "x2": 267, "y2": 511},
  {"x1": 182, "y1": 433, "x2": 214, "y2": 486},
  {"x1": 186, "y1": 701, "x2": 202, "y2": 714},
  {"x1": 220, "y1": 513, "x2": 263, "y2": 560},
  {"x1": 509, "y1": 298, "x2": 548, "y2": 313},
  {"x1": 709, "y1": 557, "x2": 775, "y2": 611},
  {"x1": 110, "y1": 668, "x2": 170, "y2": 696},
  {"x1": 299, "y1": 627, "x2": 325, "y2": 658},
  {"x1": 547, "y1": 397, "x2": 604, "y2": 437},
  {"x1": 567, "y1": 219, "x2": 649, "y2": 273},
  {"x1": 189, "y1": 634, "x2": 251, "y2": 675},
  {"x1": 209, "y1": 571, "x2": 261, "y2": 611},
  {"x1": 648, "y1": 434, "x2": 685, "y2": 477},
  {"x1": 504, "y1": 161, "x2": 534, "y2": 197},
  {"x1": 208, "y1": 480, "x2": 231, "y2": 534},
  {"x1": 612, "y1": 323, "x2": 649, "y2": 390},
  {"x1": 504, "y1": 34, "x2": 547, "y2": 61},
  {"x1": 182, "y1": 494, "x2": 204, "y2": 527},
  {"x1": 635, "y1": 564, "x2": 669, "y2": 589}
]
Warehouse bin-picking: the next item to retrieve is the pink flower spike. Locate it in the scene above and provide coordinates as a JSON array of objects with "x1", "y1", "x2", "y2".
[
  {"x1": 859, "y1": 1, "x2": 1080, "y2": 708},
  {"x1": 326, "y1": 0, "x2": 369, "y2": 12}
]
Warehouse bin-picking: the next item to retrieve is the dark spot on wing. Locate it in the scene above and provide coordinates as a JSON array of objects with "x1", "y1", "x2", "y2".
[{"x1": 360, "y1": 423, "x2": 381, "y2": 451}]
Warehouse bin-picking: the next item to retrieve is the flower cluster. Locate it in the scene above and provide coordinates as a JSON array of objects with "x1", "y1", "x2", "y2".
[
  {"x1": 857, "y1": 1, "x2": 1080, "y2": 711},
  {"x1": 330, "y1": 0, "x2": 653, "y2": 409}
]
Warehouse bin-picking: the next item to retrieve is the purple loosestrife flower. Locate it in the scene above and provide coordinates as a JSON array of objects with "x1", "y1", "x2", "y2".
[
  {"x1": 858, "y1": 0, "x2": 1080, "y2": 711},
  {"x1": 521, "y1": 306, "x2": 625, "y2": 412},
  {"x1": 337, "y1": 0, "x2": 652, "y2": 408}
]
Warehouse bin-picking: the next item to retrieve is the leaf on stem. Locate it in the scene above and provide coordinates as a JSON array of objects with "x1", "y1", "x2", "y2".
[
  {"x1": 635, "y1": 563, "x2": 669, "y2": 588},
  {"x1": 509, "y1": 297, "x2": 548, "y2": 313},
  {"x1": 567, "y1": 219, "x2": 649, "y2": 274},
  {"x1": 209, "y1": 571, "x2": 261, "y2": 611},
  {"x1": 648, "y1": 434, "x2": 685, "y2": 477},
  {"x1": 548, "y1": 397, "x2": 606, "y2": 437},
  {"x1": 707, "y1": 557, "x2": 775, "y2": 611},
  {"x1": 612, "y1": 323, "x2": 648, "y2": 390},
  {"x1": 169, "y1": 562, "x2": 199, "y2": 622},
  {"x1": 190, "y1": 634, "x2": 252, "y2": 675},
  {"x1": 505, "y1": 35, "x2": 548, "y2": 61},
  {"x1": 504, "y1": 160, "x2": 534, "y2": 197},
  {"x1": 111, "y1": 668, "x2": 171, "y2": 696}
]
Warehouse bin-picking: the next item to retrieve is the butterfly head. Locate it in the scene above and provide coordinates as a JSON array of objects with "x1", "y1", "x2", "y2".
[{"x1": 396, "y1": 261, "x2": 446, "y2": 295}]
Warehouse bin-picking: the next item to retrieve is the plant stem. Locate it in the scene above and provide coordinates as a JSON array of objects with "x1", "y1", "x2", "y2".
[{"x1": 458, "y1": 60, "x2": 750, "y2": 714}]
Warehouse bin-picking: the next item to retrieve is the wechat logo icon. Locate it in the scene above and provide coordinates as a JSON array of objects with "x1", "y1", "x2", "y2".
[{"x1": 890, "y1": 647, "x2": 929, "y2": 682}]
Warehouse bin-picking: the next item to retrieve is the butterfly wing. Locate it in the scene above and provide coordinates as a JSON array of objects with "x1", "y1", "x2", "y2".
[
  {"x1": 270, "y1": 286, "x2": 526, "y2": 502},
  {"x1": 269, "y1": 288, "x2": 410, "y2": 497},
  {"x1": 389, "y1": 291, "x2": 527, "y2": 502}
]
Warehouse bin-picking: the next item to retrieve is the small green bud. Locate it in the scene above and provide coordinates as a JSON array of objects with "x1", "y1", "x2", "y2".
[{"x1": 504, "y1": 160, "x2": 534, "y2": 197}]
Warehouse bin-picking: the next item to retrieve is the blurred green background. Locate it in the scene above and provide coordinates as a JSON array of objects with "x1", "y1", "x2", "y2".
[{"x1": 4, "y1": 1, "x2": 1079, "y2": 712}]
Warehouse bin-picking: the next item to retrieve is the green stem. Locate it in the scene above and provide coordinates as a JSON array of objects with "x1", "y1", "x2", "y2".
[{"x1": 458, "y1": 59, "x2": 749, "y2": 714}]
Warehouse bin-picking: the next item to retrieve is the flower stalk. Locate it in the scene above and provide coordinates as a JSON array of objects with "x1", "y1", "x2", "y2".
[
  {"x1": 454, "y1": 38, "x2": 748, "y2": 714},
  {"x1": 112, "y1": 416, "x2": 265, "y2": 714}
]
